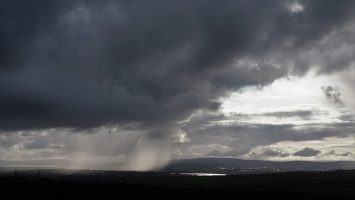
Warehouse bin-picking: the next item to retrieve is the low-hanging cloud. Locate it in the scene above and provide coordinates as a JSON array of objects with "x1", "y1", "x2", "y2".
[
  {"x1": 251, "y1": 149, "x2": 291, "y2": 158},
  {"x1": 293, "y1": 147, "x2": 321, "y2": 157}
]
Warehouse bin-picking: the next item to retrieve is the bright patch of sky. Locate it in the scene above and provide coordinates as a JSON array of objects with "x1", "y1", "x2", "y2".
[
  {"x1": 220, "y1": 70, "x2": 354, "y2": 125},
  {"x1": 247, "y1": 136, "x2": 355, "y2": 161},
  {"x1": 288, "y1": 1, "x2": 304, "y2": 14}
]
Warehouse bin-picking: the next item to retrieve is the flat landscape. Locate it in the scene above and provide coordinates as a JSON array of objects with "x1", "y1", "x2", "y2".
[{"x1": 1, "y1": 169, "x2": 354, "y2": 199}]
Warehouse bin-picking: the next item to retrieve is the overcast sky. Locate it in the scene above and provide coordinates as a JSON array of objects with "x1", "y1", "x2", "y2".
[{"x1": 1, "y1": 0, "x2": 354, "y2": 170}]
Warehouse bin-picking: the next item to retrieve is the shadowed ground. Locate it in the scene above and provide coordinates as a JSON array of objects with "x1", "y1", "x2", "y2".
[{"x1": 0, "y1": 170, "x2": 354, "y2": 199}]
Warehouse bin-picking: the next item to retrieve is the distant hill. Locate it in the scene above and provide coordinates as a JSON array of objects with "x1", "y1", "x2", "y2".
[
  {"x1": 163, "y1": 158, "x2": 355, "y2": 173},
  {"x1": 1, "y1": 158, "x2": 355, "y2": 173}
]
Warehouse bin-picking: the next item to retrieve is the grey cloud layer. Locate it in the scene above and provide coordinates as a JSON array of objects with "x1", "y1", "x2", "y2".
[
  {"x1": 181, "y1": 110, "x2": 355, "y2": 157},
  {"x1": 293, "y1": 147, "x2": 321, "y2": 157},
  {"x1": 1, "y1": 0, "x2": 355, "y2": 130}
]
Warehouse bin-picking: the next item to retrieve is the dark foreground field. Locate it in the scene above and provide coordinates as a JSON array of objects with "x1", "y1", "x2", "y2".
[{"x1": 1, "y1": 170, "x2": 354, "y2": 199}]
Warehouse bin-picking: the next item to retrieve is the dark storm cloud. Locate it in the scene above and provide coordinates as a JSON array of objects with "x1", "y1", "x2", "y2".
[
  {"x1": 293, "y1": 147, "x2": 321, "y2": 157},
  {"x1": 1, "y1": 0, "x2": 355, "y2": 130},
  {"x1": 0, "y1": 0, "x2": 76, "y2": 68}
]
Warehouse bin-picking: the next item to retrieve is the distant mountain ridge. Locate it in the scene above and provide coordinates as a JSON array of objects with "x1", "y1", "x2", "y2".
[{"x1": 163, "y1": 158, "x2": 355, "y2": 173}]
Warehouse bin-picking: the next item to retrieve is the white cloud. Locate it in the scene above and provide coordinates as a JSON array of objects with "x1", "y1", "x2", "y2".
[
  {"x1": 288, "y1": 2, "x2": 304, "y2": 13},
  {"x1": 247, "y1": 136, "x2": 355, "y2": 161},
  {"x1": 221, "y1": 70, "x2": 353, "y2": 125}
]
